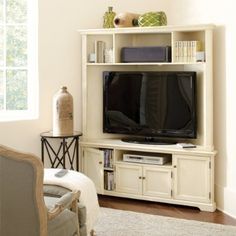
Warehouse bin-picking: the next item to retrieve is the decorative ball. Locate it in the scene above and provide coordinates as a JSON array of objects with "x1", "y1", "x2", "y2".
[{"x1": 138, "y1": 11, "x2": 167, "y2": 27}]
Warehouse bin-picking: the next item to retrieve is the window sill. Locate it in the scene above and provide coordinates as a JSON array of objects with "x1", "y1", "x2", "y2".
[{"x1": 0, "y1": 111, "x2": 38, "y2": 122}]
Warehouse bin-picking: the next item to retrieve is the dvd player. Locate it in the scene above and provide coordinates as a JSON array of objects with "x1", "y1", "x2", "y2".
[{"x1": 123, "y1": 154, "x2": 171, "y2": 165}]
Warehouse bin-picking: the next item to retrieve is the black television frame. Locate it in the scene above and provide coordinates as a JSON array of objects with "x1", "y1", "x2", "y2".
[{"x1": 103, "y1": 71, "x2": 197, "y2": 142}]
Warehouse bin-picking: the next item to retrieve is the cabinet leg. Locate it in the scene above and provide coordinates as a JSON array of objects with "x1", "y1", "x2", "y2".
[{"x1": 198, "y1": 202, "x2": 216, "y2": 212}]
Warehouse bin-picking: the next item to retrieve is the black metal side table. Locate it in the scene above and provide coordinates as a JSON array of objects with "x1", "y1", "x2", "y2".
[{"x1": 40, "y1": 131, "x2": 82, "y2": 171}]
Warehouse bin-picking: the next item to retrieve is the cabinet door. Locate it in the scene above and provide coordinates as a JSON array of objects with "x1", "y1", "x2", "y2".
[
  {"x1": 143, "y1": 167, "x2": 172, "y2": 198},
  {"x1": 116, "y1": 164, "x2": 142, "y2": 195},
  {"x1": 173, "y1": 155, "x2": 210, "y2": 203},
  {"x1": 82, "y1": 147, "x2": 104, "y2": 194}
]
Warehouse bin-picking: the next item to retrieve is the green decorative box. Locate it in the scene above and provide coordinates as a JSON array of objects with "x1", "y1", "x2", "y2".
[{"x1": 138, "y1": 11, "x2": 167, "y2": 27}]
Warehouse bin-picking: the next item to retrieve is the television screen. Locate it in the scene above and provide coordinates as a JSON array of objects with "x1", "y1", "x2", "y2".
[{"x1": 103, "y1": 71, "x2": 197, "y2": 140}]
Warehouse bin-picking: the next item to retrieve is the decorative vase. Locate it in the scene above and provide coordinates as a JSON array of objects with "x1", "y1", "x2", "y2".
[
  {"x1": 113, "y1": 12, "x2": 140, "y2": 28},
  {"x1": 53, "y1": 86, "x2": 73, "y2": 135},
  {"x1": 104, "y1": 48, "x2": 113, "y2": 63},
  {"x1": 138, "y1": 11, "x2": 167, "y2": 27},
  {"x1": 103, "y1": 6, "x2": 116, "y2": 28}
]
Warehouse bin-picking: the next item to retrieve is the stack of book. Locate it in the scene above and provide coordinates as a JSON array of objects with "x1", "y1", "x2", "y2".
[
  {"x1": 174, "y1": 40, "x2": 204, "y2": 62},
  {"x1": 104, "y1": 171, "x2": 115, "y2": 191},
  {"x1": 103, "y1": 149, "x2": 113, "y2": 168},
  {"x1": 94, "y1": 40, "x2": 106, "y2": 63}
]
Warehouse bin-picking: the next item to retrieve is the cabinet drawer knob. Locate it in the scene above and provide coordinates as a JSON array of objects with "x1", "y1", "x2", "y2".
[
  {"x1": 99, "y1": 161, "x2": 103, "y2": 165},
  {"x1": 139, "y1": 176, "x2": 142, "y2": 179},
  {"x1": 142, "y1": 177, "x2": 146, "y2": 180},
  {"x1": 173, "y1": 165, "x2": 177, "y2": 168}
]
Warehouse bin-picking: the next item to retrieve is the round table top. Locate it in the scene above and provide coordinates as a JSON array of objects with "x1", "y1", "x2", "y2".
[{"x1": 40, "y1": 131, "x2": 82, "y2": 138}]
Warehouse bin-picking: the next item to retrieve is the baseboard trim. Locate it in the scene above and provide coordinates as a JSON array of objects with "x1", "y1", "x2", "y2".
[
  {"x1": 215, "y1": 183, "x2": 236, "y2": 219},
  {"x1": 217, "y1": 206, "x2": 236, "y2": 219}
]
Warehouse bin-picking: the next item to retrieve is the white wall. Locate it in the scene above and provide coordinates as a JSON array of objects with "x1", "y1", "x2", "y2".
[
  {"x1": 167, "y1": 0, "x2": 236, "y2": 218},
  {"x1": 0, "y1": 1, "x2": 169, "y2": 154},
  {"x1": 0, "y1": 0, "x2": 235, "y2": 218}
]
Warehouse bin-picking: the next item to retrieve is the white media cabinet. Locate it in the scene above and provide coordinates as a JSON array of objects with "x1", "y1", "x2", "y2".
[{"x1": 79, "y1": 24, "x2": 216, "y2": 211}]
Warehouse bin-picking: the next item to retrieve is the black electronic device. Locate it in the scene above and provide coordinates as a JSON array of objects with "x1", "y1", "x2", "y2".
[
  {"x1": 121, "y1": 46, "x2": 171, "y2": 63},
  {"x1": 55, "y1": 169, "x2": 68, "y2": 177},
  {"x1": 103, "y1": 71, "x2": 197, "y2": 143}
]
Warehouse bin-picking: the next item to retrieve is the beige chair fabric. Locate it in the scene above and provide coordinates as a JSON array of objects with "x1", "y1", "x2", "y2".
[
  {"x1": 44, "y1": 185, "x2": 87, "y2": 236},
  {"x1": 0, "y1": 145, "x2": 79, "y2": 236}
]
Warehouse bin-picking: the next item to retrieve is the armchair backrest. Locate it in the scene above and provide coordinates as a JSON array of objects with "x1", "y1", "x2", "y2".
[{"x1": 0, "y1": 145, "x2": 47, "y2": 236}]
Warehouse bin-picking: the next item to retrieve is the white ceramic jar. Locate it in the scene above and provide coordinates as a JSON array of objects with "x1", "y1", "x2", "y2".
[{"x1": 53, "y1": 86, "x2": 73, "y2": 135}]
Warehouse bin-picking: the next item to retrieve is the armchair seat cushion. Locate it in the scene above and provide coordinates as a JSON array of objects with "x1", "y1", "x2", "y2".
[
  {"x1": 44, "y1": 185, "x2": 71, "y2": 198},
  {"x1": 44, "y1": 185, "x2": 87, "y2": 227},
  {"x1": 45, "y1": 196, "x2": 78, "y2": 236}
]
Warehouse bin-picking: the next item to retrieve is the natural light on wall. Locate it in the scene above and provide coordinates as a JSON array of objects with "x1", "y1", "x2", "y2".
[{"x1": 0, "y1": 0, "x2": 38, "y2": 121}]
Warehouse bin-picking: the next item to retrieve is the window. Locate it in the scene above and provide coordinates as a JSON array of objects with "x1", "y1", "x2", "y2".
[{"x1": 0, "y1": 0, "x2": 38, "y2": 121}]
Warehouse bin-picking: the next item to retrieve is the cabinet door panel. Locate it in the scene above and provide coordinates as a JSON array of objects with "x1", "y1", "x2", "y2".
[
  {"x1": 143, "y1": 167, "x2": 172, "y2": 198},
  {"x1": 116, "y1": 164, "x2": 142, "y2": 195},
  {"x1": 83, "y1": 147, "x2": 104, "y2": 194},
  {"x1": 173, "y1": 155, "x2": 210, "y2": 203}
]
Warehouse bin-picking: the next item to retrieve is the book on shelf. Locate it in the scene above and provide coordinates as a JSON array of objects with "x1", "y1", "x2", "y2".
[
  {"x1": 103, "y1": 149, "x2": 113, "y2": 168},
  {"x1": 104, "y1": 171, "x2": 115, "y2": 191},
  {"x1": 175, "y1": 40, "x2": 203, "y2": 62},
  {"x1": 94, "y1": 40, "x2": 105, "y2": 63}
]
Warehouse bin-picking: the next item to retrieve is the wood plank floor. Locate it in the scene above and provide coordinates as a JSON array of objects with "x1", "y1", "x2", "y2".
[{"x1": 98, "y1": 195, "x2": 236, "y2": 226}]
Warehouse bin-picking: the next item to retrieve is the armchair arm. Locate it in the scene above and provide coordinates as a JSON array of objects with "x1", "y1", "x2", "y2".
[{"x1": 47, "y1": 191, "x2": 80, "y2": 220}]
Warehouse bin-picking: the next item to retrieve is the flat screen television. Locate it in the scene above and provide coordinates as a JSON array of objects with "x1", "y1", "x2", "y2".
[{"x1": 103, "y1": 71, "x2": 197, "y2": 144}]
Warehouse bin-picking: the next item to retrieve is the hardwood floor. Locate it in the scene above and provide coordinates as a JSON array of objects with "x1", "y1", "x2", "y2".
[{"x1": 98, "y1": 195, "x2": 236, "y2": 226}]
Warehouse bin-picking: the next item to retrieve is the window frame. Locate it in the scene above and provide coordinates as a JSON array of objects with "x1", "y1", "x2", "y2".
[{"x1": 0, "y1": 0, "x2": 38, "y2": 122}]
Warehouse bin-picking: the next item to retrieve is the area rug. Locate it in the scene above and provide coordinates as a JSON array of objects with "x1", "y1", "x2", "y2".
[{"x1": 94, "y1": 207, "x2": 236, "y2": 236}]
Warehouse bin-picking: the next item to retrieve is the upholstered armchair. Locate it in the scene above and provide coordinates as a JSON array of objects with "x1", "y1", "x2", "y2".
[{"x1": 0, "y1": 145, "x2": 80, "y2": 236}]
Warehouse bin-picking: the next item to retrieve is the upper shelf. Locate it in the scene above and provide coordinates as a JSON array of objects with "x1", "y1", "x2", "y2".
[
  {"x1": 81, "y1": 24, "x2": 214, "y2": 66},
  {"x1": 86, "y1": 62, "x2": 206, "y2": 66},
  {"x1": 78, "y1": 24, "x2": 216, "y2": 35}
]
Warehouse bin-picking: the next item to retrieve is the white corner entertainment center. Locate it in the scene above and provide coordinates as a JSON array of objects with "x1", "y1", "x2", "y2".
[{"x1": 78, "y1": 24, "x2": 216, "y2": 212}]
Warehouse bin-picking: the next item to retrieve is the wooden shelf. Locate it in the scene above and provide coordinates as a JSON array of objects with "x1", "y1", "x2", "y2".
[
  {"x1": 78, "y1": 24, "x2": 215, "y2": 35},
  {"x1": 86, "y1": 62, "x2": 206, "y2": 66},
  {"x1": 80, "y1": 138, "x2": 216, "y2": 155}
]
